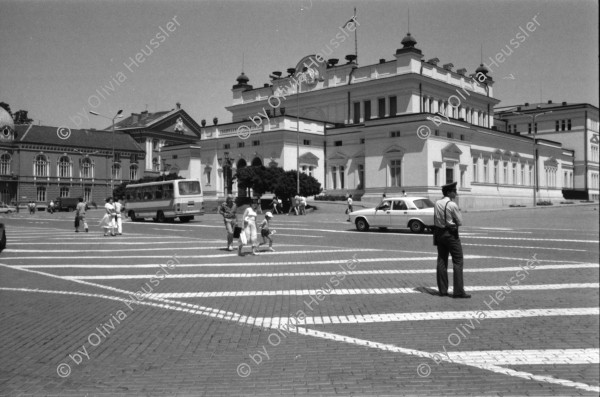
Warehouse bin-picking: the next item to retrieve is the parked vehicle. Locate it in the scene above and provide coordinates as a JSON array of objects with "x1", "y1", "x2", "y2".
[
  {"x1": 54, "y1": 197, "x2": 80, "y2": 212},
  {"x1": 349, "y1": 196, "x2": 435, "y2": 233},
  {"x1": 0, "y1": 204, "x2": 17, "y2": 214}
]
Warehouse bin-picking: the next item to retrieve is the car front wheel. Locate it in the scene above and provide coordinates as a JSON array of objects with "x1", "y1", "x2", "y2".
[
  {"x1": 355, "y1": 218, "x2": 370, "y2": 232},
  {"x1": 409, "y1": 220, "x2": 425, "y2": 233}
]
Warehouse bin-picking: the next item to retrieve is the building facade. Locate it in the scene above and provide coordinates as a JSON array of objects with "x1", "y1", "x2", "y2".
[
  {"x1": 207, "y1": 33, "x2": 575, "y2": 209},
  {"x1": 0, "y1": 107, "x2": 145, "y2": 207},
  {"x1": 495, "y1": 102, "x2": 599, "y2": 201}
]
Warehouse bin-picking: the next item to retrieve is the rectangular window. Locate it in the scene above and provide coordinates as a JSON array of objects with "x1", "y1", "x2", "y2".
[
  {"x1": 460, "y1": 134, "x2": 465, "y2": 141},
  {"x1": 473, "y1": 158, "x2": 478, "y2": 182},
  {"x1": 434, "y1": 129, "x2": 439, "y2": 136},
  {"x1": 529, "y1": 165, "x2": 533, "y2": 186},
  {"x1": 358, "y1": 164, "x2": 364, "y2": 190},
  {"x1": 363, "y1": 100, "x2": 371, "y2": 121},
  {"x1": 493, "y1": 161, "x2": 499, "y2": 183},
  {"x1": 390, "y1": 160, "x2": 402, "y2": 187},
  {"x1": 447, "y1": 132, "x2": 454, "y2": 139},
  {"x1": 331, "y1": 166, "x2": 337, "y2": 189},
  {"x1": 446, "y1": 167, "x2": 454, "y2": 184},
  {"x1": 252, "y1": 140, "x2": 260, "y2": 146},
  {"x1": 353, "y1": 102, "x2": 360, "y2": 123},
  {"x1": 303, "y1": 139, "x2": 311, "y2": 145},
  {"x1": 378, "y1": 98, "x2": 386, "y2": 118},
  {"x1": 60, "y1": 187, "x2": 69, "y2": 198},
  {"x1": 114, "y1": 152, "x2": 120, "y2": 162},
  {"x1": 483, "y1": 160, "x2": 489, "y2": 183},
  {"x1": 434, "y1": 168, "x2": 440, "y2": 186},
  {"x1": 223, "y1": 143, "x2": 230, "y2": 149},
  {"x1": 37, "y1": 187, "x2": 46, "y2": 202},
  {"x1": 237, "y1": 142, "x2": 245, "y2": 148},
  {"x1": 460, "y1": 170, "x2": 465, "y2": 187},
  {"x1": 334, "y1": 141, "x2": 342, "y2": 147},
  {"x1": 84, "y1": 187, "x2": 92, "y2": 202},
  {"x1": 389, "y1": 96, "x2": 397, "y2": 116},
  {"x1": 520, "y1": 164, "x2": 525, "y2": 185},
  {"x1": 555, "y1": 120, "x2": 559, "y2": 131},
  {"x1": 534, "y1": 122, "x2": 538, "y2": 133},
  {"x1": 360, "y1": 138, "x2": 365, "y2": 144},
  {"x1": 528, "y1": 123, "x2": 532, "y2": 134},
  {"x1": 568, "y1": 119, "x2": 571, "y2": 130},
  {"x1": 561, "y1": 120, "x2": 566, "y2": 131},
  {"x1": 512, "y1": 163, "x2": 517, "y2": 185},
  {"x1": 339, "y1": 166, "x2": 345, "y2": 189},
  {"x1": 503, "y1": 162, "x2": 508, "y2": 184},
  {"x1": 390, "y1": 131, "x2": 400, "y2": 138}
]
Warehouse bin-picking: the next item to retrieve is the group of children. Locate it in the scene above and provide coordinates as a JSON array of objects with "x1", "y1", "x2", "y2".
[{"x1": 238, "y1": 203, "x2": 275, "y2": 256}]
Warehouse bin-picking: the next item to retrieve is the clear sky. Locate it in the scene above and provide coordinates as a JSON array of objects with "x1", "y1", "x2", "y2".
[{"x1": 1, "y1": 0, "x2": 598, "y2": 130}]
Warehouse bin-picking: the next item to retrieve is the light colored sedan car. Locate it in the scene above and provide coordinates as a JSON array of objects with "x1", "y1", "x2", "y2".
[
  {"x1": 0, "y1": 204, "x2": 16, "y2": 214},
  {"x1": 349, "y1": 196, "x2": 435, "y2": 233}
]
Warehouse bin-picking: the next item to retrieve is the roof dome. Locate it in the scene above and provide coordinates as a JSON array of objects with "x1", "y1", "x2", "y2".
[
  {"x1": 401, "y1": 32, "x2": 417, "y2": 48},
  {"x1": 475, "y1": 63, "x2": 489, "y2": 75},
  {"x1": 236, "y1": 72, "x2": 249, "y2": 84},
  {"x1": 0, "y1": 107, "x2": 14, "y2": 131}
]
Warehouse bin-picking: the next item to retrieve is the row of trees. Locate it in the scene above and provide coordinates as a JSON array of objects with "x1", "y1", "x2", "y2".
[
  {"x1": 234, "y1": 166, "x2": 322, "y2": 199},
  {"x1": 112, "y1": 166, "x2": 322, "y2": 200}
]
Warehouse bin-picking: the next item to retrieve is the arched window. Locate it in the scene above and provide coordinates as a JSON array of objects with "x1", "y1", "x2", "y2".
[
  {"x1": 58, "y1": 156, "x2": 72, "y2": 178},
  {"x1": 251, "y1": 157, "x2": 262, "y2": 167},
  {"x1": 0, "y1": 153, "x2": 11, "y2": 175},
  {"x1": 81, "y1": 157, "x2": 93, "y2": 178},
  {"x1": 129, "y1": 164, "x2": 138, "y2": 181},
  {"x1": 34, "y1": 154, "x2": 48, "y2": 177},
  {"x1": 112, "y1": 163, "x2": 121, "y2": 180}
]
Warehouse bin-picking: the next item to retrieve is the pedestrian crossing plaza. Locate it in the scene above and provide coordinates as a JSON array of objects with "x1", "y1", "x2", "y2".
[{"x1": 0, "y1": 205, "x2": 598, "y2": 396}]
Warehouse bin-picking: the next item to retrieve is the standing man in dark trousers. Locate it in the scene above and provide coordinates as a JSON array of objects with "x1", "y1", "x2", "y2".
[
  {"x1": 218, "y1": 194, "x2": 238, "y2": 251},
  {"x1": 434, "y1": 182, "x2": 470, "y2": 298}
]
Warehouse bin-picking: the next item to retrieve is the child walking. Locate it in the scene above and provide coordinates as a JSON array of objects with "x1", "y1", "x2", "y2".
[{"x1": 258, "y1": 212, "x2": 275, "y2": 252}]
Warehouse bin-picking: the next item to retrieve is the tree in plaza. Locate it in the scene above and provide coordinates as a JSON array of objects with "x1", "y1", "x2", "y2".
[{"x1": 235, "y1": 166, "x2": 322, "y2": 199}]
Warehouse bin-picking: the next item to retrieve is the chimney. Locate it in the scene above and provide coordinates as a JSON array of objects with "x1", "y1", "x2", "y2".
[
  {"x1": 562, "y1": 101, "x2": 567, "y2": 106},
  {"x1": 443, "y1": 63, "x2": 454, "y2": 71},
  {"x1": 176, "y1": 102, "x2": 181, "y2": 109},
  {"x1": 524, "y1": 102, "x2": 529, "y2": 106},
  {"x1": 379, "y1": 58, "x2": 386, "y2": 64},
  {"x1": 547, "y1": 100, "x2": 552, "y2": 104}
]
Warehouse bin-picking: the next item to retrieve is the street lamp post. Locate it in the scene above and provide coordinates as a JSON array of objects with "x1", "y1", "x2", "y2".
[
  {"x1": 89, "y1": 110, "x2": 123, "y2": 196},
  {"x1": 508, "y1": 108, "x2": 552, "y2": 207}
]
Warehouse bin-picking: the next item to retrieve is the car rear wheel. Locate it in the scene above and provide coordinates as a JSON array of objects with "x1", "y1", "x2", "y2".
[
  {"x1": 129, "y1": 210, "x2": 141, "y2": 222},
  {"x1": 409, "y1": 220, "x2": 425, "y2": 234},
  {"x1": 355, "y1": 218, "x2": 370, "y2": 232}
]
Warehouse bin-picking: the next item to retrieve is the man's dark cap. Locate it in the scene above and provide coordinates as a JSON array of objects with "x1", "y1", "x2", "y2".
[{"x1": 442, "y1": 181, "x2": 458, "y2": 195}]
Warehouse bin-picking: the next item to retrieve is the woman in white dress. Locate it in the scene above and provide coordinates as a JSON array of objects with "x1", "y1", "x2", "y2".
[
  {"x1": 99, "y1": 197, "x2": 116, "y2": 236},
  {"x1": 238, "y1": 202, "x2": 259, "y2": 256}
]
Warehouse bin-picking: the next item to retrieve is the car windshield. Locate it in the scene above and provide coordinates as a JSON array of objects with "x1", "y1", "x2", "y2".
[{"x1": 412, "y1": 199, "x2": 434, "y2": 209}]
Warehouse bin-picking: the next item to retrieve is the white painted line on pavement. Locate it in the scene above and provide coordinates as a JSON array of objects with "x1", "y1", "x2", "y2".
[
  {"x1": 142, "y1": 283, "x2": 599, "y2": 298},
  {"x1": 446, "y1": 348, "x2": 600, "y2": 365},
  {"x1": 257, "y1": 307, "x2": 599, "y2": 327},
  {"x1": 61, "y1": 263, "x2": 599, "y2": 279},
  {"x1": 463, "y1": 243, "x2": 588, "y2": 252},
  {"x1": 1, "y1": 248, "x2": 376, "y2": 261},
  {"x1": 3, "y1": 244, "x2": 305, "y2": 253}
]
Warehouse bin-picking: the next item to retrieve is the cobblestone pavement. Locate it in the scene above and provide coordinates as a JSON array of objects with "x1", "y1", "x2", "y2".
[{"x1": 0, "y1": 204, "x2": 598, "y2": 396}]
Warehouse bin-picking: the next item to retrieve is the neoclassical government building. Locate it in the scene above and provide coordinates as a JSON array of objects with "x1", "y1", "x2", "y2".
[{"x1": 185, "y1": 32, "x2": 598, "y2": 208}]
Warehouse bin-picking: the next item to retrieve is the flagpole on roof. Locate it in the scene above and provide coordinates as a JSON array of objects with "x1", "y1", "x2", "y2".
[{"x1": 354, "y1": 7, "x2": 358, "y2": 65}]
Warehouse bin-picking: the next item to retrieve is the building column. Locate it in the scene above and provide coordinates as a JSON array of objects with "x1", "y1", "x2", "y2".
[{"x1": 145, "y1": 138, "x2": 153, "y2": 170}]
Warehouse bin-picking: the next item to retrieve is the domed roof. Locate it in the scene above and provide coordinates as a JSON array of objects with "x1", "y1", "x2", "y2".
[
  {"x1": 0, "y1": 107, "x2": 14, "y2": 131},
  {"x1": 401, "y1": 32, "x2": 417, "y2": 48},
  {"x1": 236, "y1": 72, "x2": 249, "y2": 84},
  {"x1": 475, "y1": 63, "x2": 489, "y2": 75}
]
